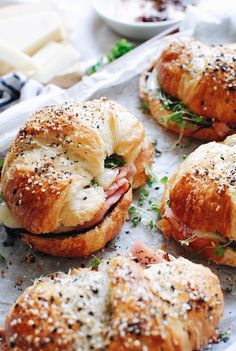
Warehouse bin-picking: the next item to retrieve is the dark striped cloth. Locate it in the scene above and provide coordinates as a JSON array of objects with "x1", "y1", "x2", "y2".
[{"x1": 0, "y1": 72, "x2": 45, "y2": 112}]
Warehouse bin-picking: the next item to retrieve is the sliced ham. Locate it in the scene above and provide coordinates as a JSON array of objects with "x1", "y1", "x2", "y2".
[
  {"x1": 130, "y1": 241, "x2": 170, "y2": 267},
  {"x1": 73, "y1": 165, "x2": 134, "y2": 232},
  {"x1": 163, "y1": 207, "x2": 193, "y2": 238},
  {"x1": 213, "y1": 121, "x2": 231, "y2": 137}
]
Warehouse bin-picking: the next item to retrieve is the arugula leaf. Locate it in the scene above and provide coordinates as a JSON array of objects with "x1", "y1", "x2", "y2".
[
  {"x1": 88, "y1": 39, "x2": 135, "y2": 75},
  {"x1": 91, "y1": 256, "x2": 101, "y2": 268},
  {"x1": 104, "y1": 154, "x2": 125, "y2": 169}
]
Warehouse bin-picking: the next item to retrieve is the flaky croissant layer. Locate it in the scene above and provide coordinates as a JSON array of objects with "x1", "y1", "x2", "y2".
[{"x1": 1, "y1": 254, "x2": 223, "y2": 351}]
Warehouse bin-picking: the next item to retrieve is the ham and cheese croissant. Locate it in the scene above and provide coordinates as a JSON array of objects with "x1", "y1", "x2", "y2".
[
  {"x1": 140, "y1": 37, "x2": 236, "y2": 141},
  {"x1": 0, "y1": 98, "x2": 154, "y2": 257},
  {"x1": 159, "y1": 135, "x2": 236, "y2": 266},
  {"x1": 0, "y1": 246, "x2": 223, "y2": 351}
]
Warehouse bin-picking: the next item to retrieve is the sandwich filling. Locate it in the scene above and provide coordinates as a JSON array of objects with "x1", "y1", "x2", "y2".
[
  {"x1": 0, "y1": 154, "x2": 135, "y2": 236},
  {"x1": 160, "y1": 206, "x2": 236, "y2": 257},
  {"x1": 143, "y1": 67, "x2": 232, "y2": 136}
]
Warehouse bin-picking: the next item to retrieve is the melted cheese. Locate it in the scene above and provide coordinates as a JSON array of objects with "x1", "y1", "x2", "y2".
[
  {"x1": 0, "y1": 202, "x2": 20, "y2": 228},
  {"x1": 95, "y1": 168, "x2": 119, "y2": 189}
]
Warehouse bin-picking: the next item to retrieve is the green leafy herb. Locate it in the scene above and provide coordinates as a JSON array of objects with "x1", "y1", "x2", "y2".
[
  {"x1": 128, "y1": 203, "x2": 159, "y2": 230},
  {"x1": 148, "y1": 220, "x2": 155, "y2": 230},
  {"x1": 88, "y1": 39, "x2": 135, "y2": 75},
  {"x1": 138, "y1": 188, "x2": 149, "y2": 205},
  {"x1": 215, "y1": 247, "x2": 225, "y2": 256},
  {"x1": 0, "y1": 254, "x2": 6, "y2": 262},
  {"x1": 158, "y1": 85, "x2": 212, "y2": 129},
  {"x1": 150, "y1": 200, "x2": 161, "y2": 220},
  {"x1": 131, "y1": 216, "x2": 142, "y2": 226},
  {"x1": 91, "y1": 256, "x2": 101, "y2": 268},
  {"x1": 104, "y1": 154, "x2": 125, "y2": 169},
  {"x1": 219, "y1": 330, "x2": 231, "y2": 343},
  {"x1": 214, "y1": 239, "x2": 233, "y2": 256},
  {"x1": 145, "y1": 166, "x2": 158, "y2": 187},
  {"x1": 140, "y1": 101, "x2": 149, "y2": 113},
  {"x1": 90, "y1": 179, "x2": 99, "y2": 188},
  {"x1": 182, "y1": 154, "x2": 188, "y2": 160},
  {"x1": 160, "y1": 176, "x2": 168, "y2": 185},
  {"x1": 0, "y1": 192, "x2": 3, "y2": 203},
  {"x1": 0, "y1": 159, "x2": 4, "y2": 168}
]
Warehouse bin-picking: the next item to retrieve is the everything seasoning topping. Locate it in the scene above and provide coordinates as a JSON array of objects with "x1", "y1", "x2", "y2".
[{"x1": 6, "y1": 256, "x2": 223, "y2": 350}]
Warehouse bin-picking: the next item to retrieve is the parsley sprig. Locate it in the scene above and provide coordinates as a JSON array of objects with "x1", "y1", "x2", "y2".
[{"x1": 88, "y1": 39, "x2": 135, "y2": 75}]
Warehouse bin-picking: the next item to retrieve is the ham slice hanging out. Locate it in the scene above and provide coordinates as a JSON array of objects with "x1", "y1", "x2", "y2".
[{"x1": 74, "y1": 164, "x2": 136, "y2": 232}]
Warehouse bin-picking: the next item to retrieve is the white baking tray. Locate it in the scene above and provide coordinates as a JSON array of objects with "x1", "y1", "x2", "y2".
[{"x1": 0, "y1": 32, "x2": 235, "y2": 350}]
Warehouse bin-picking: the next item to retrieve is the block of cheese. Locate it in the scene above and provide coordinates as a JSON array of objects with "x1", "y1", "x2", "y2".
[
  {"x1": 0, "y1": 44, "x2": 37, "y2": 76},
  {"x1": 33, "y1": 42, "x2": 81, "y2": 84},
  {"x1": 0, "y1": 11, "x2": 65, "y2": 55}
]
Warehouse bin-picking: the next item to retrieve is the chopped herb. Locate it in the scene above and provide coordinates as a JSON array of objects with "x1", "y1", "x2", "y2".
[
  {"x1": 150, "y1": 200, "x2": 161, "y2": 220},
  {"x1": 91, "y1": 256, "x2": 101, "y2": 268},
  {"x1": 182, "y1": 154, "x2": 187, "y2": 160},
  {"x1": 160, "y1": 176, "x2": 168, "y2": 184},
  {"x1": 0, "y1": 159, "x2": 4, "y2": 168},
  {"x1": 145, "y1": 166, "x2": 158, "y2": 187},
  {"x1": 138, "y1": 188, "x2": 149, "y2": 205},
  {"x1": 148, "y1": 220, "x2": 155, "y2": 230},
  {"x1": 0, "y1": 254, "x2": 6, "y2": 262},
  {"x1": 214, "y1": 239, "x2": 233, "y2": 256},
  {"x1": 215, "y1": 247, "x2": 225, "y2": 256},
  {"x1": 140, "y1": 101, "x2": 149, "y2": 113},
  {"x1": 91, "y1": 179, "x2": 99, "y2": 188},
  {"x1": 88, "y1": 39, "x2": 135, "y2": 75},
  {"x1": 132, "y1": 216, "x2": 142, "y2": 226},
  {"x1": 219, "y1": 330, "x2": 231, "y2": 343},
  {"x1": 104, "y1": 154, "x2": 125, "y2": 169},
  {"x1": 0, "y1": 192, "x2": 3, "y2": 203},
  {"x1": 128, "y1": 203, "x2": 158, "y2": 230}
]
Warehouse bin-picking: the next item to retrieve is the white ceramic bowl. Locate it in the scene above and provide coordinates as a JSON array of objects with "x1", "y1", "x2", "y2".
[{"x1": 92, "y1": 0, "x2": 183, "y2": 41}]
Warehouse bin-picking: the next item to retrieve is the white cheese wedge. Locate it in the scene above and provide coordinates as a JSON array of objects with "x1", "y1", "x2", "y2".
[
  {"x1": 33, "y1": 43, "x2": 81, "y2": 84},
  {"x1": 0, "y1": 44, "x2": 37, "y2": 76},
  {"x1": 0, "y1": 11, "x2": 65, "y2": 55},
  {"x1": 0, "y1": 202, "x2": 20, "y2": 228}
]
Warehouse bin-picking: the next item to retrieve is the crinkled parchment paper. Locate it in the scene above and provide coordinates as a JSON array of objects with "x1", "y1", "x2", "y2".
[{"x1": 0, "y1": 33, "x2": 235, "y2": 350}]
